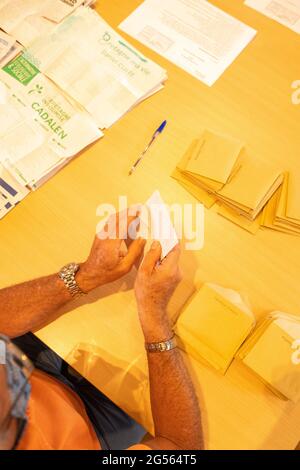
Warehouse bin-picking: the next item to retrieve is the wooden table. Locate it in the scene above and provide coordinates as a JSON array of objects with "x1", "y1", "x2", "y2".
[{"x1": 0, "y1": 0, "x2": 300, "y2": 449}]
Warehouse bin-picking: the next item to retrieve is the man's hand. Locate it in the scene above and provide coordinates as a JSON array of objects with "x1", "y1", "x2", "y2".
[
  {"x1": 135, "y1": 241, "x2": 181, "y2": 342},
  {"x1": 134, "y1": 242, "x2": 203, "y2": 450},
  {"x1": 78, "y1": 211, "x2": 146, "y2": 293}
]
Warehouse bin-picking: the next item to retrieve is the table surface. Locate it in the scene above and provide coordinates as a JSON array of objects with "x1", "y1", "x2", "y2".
[{"x1": 1, "y1": 0, "x2": 300, "y2": 450}]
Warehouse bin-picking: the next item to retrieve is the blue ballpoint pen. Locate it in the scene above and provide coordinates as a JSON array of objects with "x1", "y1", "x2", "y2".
[{"x1": 128, "y1": 120, "x2": 167, "y2": 175}]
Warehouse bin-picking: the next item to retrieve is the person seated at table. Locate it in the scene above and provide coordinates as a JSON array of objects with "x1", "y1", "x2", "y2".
[{"x1": 0, "y1": 211, "x2": 203, "y2": 451}]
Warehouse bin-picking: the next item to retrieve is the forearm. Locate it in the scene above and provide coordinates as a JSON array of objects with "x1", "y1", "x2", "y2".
[
  {"x1": 0, "y1": 272, "x2": 77, "y2": 338},
  {"x1": 142, "y1": 313, "x2": 204, "y2": 450},
  {"x1": 0, "y1": 217, "x2": 145, "y2": 339}
]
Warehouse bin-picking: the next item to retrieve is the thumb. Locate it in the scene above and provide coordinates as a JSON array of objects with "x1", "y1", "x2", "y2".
[
  {"x1": 141, "y1": 241, "x2": 162, "y2": 274},
  {"x1": 119, "y1": 238, "x2": 146, "y2": 274}
]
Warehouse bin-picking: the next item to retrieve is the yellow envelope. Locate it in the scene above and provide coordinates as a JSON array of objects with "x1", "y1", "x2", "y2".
[
  {"x1": 172, "y1": 140, "x2": 217, "y2": 207},
  {"x1": 275, "y1": 172, "x2": 289, "y2": 221},
  {"x1": 260, "y1": 188, "x2": 299, "y2": 234},
  {"x1": 185, "y1": 130, "x2": 244, "y2": 184},
  {"x1": 176, "y1": 283, "x2": 256, "y2": 374},
  {"x1": 286, "y1": 171, "x2": 300, "y2": 222},
  {"x1": 269, "y1": 174, "x2": 300, "y2": 234},
  {"x1": 217, "y1": 155, "x2": 283, "y2": 219},
  {"x1": 177, "y1": 139, "x2": 223, "y2": 192},
  {"x1": 171, "y1": 168, "x2": 216, "y2": 208},
  {"x1": 242, "y1": 318, "x2": 300, "y2": 403},
  {"x1": 261, "y1": 188, "x2": 280, "y2": 228},
  {"x1": 218, "y1": 203, "x2": 262, "y2": 234}
]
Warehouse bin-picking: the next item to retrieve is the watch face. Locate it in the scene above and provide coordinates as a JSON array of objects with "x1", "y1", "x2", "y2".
[{"x1": 62, "y1": 263, "x2": 79, "y2": 275}]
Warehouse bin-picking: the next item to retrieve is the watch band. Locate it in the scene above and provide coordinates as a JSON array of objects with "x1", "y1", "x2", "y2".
[
  {"x1": 59, "y1": 263, "x2": 86, "y2": 299},
  {"x1": 145, "y1": 334, "x2": 177, "y2": 353}
]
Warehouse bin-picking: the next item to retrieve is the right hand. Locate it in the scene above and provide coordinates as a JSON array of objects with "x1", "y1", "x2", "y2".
[
  {"x1": 78, "y1": 210, "x2": 146, "y2": 293},
  {"x1": 134, "y1": 241, "x2": 182, "y2": 341}
]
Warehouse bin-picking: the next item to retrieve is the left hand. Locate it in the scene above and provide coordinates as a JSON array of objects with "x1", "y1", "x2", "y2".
[{"x1": 77, "y1": 210, "x2": 146, "y2": 292}]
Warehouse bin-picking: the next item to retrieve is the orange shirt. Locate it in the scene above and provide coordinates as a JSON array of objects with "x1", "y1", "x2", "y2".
[
  {"x1": 17, "y1": 369, "x2": 101, "y2": 450},
  {"x1": 17, "y1": 370, "x2": 149, "y2": 450}
]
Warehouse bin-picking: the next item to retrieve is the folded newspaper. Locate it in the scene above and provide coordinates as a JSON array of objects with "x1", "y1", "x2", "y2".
[
  {"x1": 0, "y1": 0, "x2": 97, "y2": 47},
  {"x1": 0, "y1": 2, "x2": 167, "y2": 220},
  {"x1": 0, "y1": 53, "x2": 103, "y2": 218},
  {"x1": 24, "y1": 6, "x2": 167, "y2": 128}
]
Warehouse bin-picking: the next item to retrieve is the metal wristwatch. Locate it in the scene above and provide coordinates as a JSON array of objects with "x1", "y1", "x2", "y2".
[
  {"x1": 59, "y1": 263, "x2": 86, "y2": 298},
  {"x1": 145, "y1": 335, "x2": 177, "y2": 353}
]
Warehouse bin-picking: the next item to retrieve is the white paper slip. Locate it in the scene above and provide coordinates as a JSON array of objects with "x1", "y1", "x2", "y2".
[
  {"x1": 25, "y1": 6, "x2": 167, "y2": 129},
  {"x1": 245, "y1": 0, "x2": 300, "y2": 34},
  {"x1": 119, "y1": 0, "x2": 257, "y2": 86},
  {"x1": 139, "y1": 190, "x2": 178, "y2": 259}
]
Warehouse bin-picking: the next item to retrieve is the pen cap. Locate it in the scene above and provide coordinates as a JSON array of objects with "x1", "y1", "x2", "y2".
[{"x1": 157, "y1": 120, "x2": 167, "y2": 134}]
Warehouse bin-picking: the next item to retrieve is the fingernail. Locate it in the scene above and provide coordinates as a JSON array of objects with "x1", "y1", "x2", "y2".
[{"x1": 151, "y1": 241, "x2": 160, "y2": 249}]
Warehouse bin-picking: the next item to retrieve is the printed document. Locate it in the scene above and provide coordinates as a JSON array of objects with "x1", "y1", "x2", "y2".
[
  {"x1": 119, "y1": 0, "x2": 257, "y2": 86},
  {"x1": 0, "y1": 54, "x2": 102, "y2": 188},
  {"x1": 245, "y1": 0, "x2": 300, "y2": 33},
  {"x1": 0, "y1": 0, "x2": 95, "y2": 47},
  {"x1": 25, "y1": 7, "x2": 167, "y2": 128}
]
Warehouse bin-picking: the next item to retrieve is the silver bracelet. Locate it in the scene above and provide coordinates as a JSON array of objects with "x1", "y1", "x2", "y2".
[{"x1": 145, "y1": 334, "x2": 177, "y2": 353}]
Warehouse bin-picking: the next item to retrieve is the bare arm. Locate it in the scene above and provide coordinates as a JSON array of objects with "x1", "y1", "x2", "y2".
[
  {"x1": 0, "y1": 212, "x2": 145, "y2": 338},
  {"x1": 0, "y1": 273, "x2": 73, "y2": 338},
  {"x1": 135, "y1": 242, "x2": 204, "y2": 450}
]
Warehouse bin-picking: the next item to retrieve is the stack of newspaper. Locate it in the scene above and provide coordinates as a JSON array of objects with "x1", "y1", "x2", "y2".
[
  {"x1": 25, "y1": 6, "x2": 167, "y2": 129},
  {"x1": 0, "y1": 0, "x2": 96, "y2": 47},
  {"x1": 0, "y1": 30, "x2": 22, "y2": 67},
  {"x1": 0, "y1": 3, "x2": 167, "y2": 219}
]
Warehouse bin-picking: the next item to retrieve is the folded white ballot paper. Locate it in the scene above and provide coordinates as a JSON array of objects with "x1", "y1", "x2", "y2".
[
  {"x1": 245, "y1": 0, "x2": 300, "y2": 34},
  {"x1": 25, "y1": 6, "x2": 167, "y2": 129},
  {"x1": 0, "y1": 54, "x2": 102, "y2": 188},
  {"x1": 139, "y1": 190, "x2": 178, "y2": 259},
  {"x1": 119, "y1": 0, "x2": 257, "y2": 86}
]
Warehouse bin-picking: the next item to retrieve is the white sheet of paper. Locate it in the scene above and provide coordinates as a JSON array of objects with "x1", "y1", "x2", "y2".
[
  {"x1": 245, "y1": 0, "x2": 300, "y2": 34},
  {"x1": 25, "y1": 7, "x2": 167, "y2": 128},
  {"x1": 10, "y1": 15, "x2": 55, "y2": 48},
  {"x1": 119, "y1": 0, "x2": 257, "y2": 86},
  {"x1": 140, "y1": 190, "x2": 178, "y2": 259}
]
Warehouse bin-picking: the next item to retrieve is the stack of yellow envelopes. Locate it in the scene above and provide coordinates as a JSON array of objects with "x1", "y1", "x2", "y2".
[
  {"x1": 261, "y1": 173, "x2": 300, "y2": 236},
  {"x1": 171, "y1": 130, "x2": 244, "y2": 208},
  {"x1": 238, "y1": 312, "x2": 300, "y2": 402},
  {"x1": 175, "y1": 283, "x2": 256, "y2": 374},
  {"x1": 172, "y1": 130, "x2": 284, "y2": 234}
]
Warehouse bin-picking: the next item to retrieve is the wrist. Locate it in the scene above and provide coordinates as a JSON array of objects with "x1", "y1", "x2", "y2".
[
  {"x1": 76, "y1": 262, "x2": 102, "y2": 293},
  {"x1": 139, "y1": 308, "x2": 173, "y2": 342}
]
